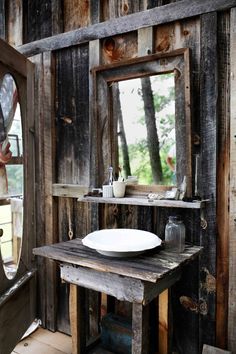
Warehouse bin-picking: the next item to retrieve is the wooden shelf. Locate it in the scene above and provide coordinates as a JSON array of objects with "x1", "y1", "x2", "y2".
[{"x1": 78, "y1": 196, "x2": 204, "y2": 209}]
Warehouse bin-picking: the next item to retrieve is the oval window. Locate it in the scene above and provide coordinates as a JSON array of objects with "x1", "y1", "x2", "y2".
[{"x1": 0, "y1": 73, "x2": 23, "y2": 279}]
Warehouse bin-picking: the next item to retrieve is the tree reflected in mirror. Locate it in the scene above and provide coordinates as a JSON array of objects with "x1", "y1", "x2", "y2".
[
  {"x1": 0, "y1": 73, "x2": 23, "y2": 279},
  {"x1": 116, "y1": 73, "x2": 175, "y2": 185}
]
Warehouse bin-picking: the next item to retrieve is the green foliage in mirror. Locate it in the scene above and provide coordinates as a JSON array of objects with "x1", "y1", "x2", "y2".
[{"x1": 118, "y1": 73, "x2": 175, "y2": 185}]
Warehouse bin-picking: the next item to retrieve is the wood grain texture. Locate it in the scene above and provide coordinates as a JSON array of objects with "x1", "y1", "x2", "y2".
[
  {"x1": 43, "y1": 52, "x2": 58, "y2": 331},
  {"x1": 216, "y1": 11, "x2": 230, "y2": 350},
  {"x1": 13, "y1": 327, "x2": 72, "y2": 354},
  {"x1": 89, "y1": 39, "x2": 101, "y2": 188},
  {"x1": 31, "y1": 52, "x2": 57, "y2": 331},
  {"x1": 69, "y1": 284, "x2": 86, "y2": 354},
  {"x1": 158, "y1": 290, "x2": 169, "y2": 354},
  {"x1": 132, "y1": 303, "x2": 149, "y2": 354},
  {"x1": 18, "y1": 0, "x2": 236, "y2": 57},
  {"x1": 33, "y1": 238, "x2": 202, "y2": 283},
  {"x1": 57, "y1": 198, "x2": 74, "y2": 335},
  {"x1": 101, "y1": 32, "x2": 138, "y2": 65},
  {"x1": 199, "y1": 12, "x2": 217, "y2": 348},
  {"x1": 52, "y1": 184, "x2": 89, "y2": 197},
  {"x1": 0, "y1": 276, "x2": 36, "y2": 354},
  {"x1": 0, "y1": 0, "x2": 5, "y2": 40},
  {"x1": 6, "y1": 0, "x2": 23, "y2": 46},
  {"x1": 61, "y1": 262, "x2": 181, "y2": 305},
  {"x1": 228, "y1": 7, "x2": 236, "y2": 353},
  {"x1": 30, "y1": 53, "x2": 47, "y2": 327},
  {"x1": 63, "y1": 0, "x2": 90, "y2": 31},
  {"x1": 23, "y1": 0, "x2": 62, "y2": 43},
  {"x1": 79, "y1": 196, "x2": 202, "y2": 208},
  {"x1": 56, "y1": 45, "x2": 90, "y2": 185},
  {"x1": 0, "y1": 37, "x2": 27, "y2": 76}
]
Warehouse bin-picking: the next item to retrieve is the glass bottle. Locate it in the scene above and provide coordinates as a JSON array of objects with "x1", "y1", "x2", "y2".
[
  {"x1": 103, "y1": 166, "x2": 115, "y2": 186},
  {"x1": 165, "y1": 216, "x2": 185, "y2": 252},
  {"x1": 108, "y1": 166, "x2": 114, "y2": 185}
]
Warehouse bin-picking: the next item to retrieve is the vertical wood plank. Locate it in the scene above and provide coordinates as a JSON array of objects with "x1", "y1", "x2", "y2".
[
  {"x1": 43, "y1": 52, "x2": 58, "y2": 331},
  {"x1": 216, "y1": 11, "x2": 230, "y2": 349},
  {"x1": 132, "y1": 303, "x2": 149, "y2": 354},
  {"x1": 30, "y1": 53, "x2": 46, "y2": 326},
  {"x1": 6, "y1": 0, "x2": 23, "y2": 46},
  {"x1": 158, "y1": 290, "x2": 169, "y2": 354},
  {"x1": 23, "y1": 0, "x2": 62, "y2": 43},
  {"x1": 31, "y1": 52, "x2": 57, "y2": 330},
  {"x1": 56, "y1": 45, "x2": 90, "y2": 185},
  {"x1": 57, "y1": 198, "x2": 73, "y2": 334},
  {"x1": 0, "y1": 0, "x2": 5, "y2": 40},
  {"x1": 69, "y1": 284, "x2": 86, "y2": 354},
  {"x1": 88, "y1": 39, "x2": 102, "y2": 338},
  {"x1": 138, "y1": 27, "x2": 154, "y2": 56},
  {"x1": 228, "y1": 7, "x2": 236, "y2": 353},
  {"x1": 63, "y1": 0, "x2": 90, "y2": 31},
  {"x1": 89, "y1": 39, "x2": 101, "y2": 187},
  {"x1": 199, "y1": 12, "x2": 218, "y2": 347},
  {"x1": 51, "y1": 0, "x2": 63, "y2": 35},
  {"x1": 90, "y1": 0, "x2": 101, "y2": 25}
]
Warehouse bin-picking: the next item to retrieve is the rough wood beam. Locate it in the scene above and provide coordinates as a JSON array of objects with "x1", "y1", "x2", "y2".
[
  {"x1": 18, "y1": 0, "x2": 236, "y2": 57},
  {"x1": 228, "y1": 7, "x2": 236, "y2": 353}
]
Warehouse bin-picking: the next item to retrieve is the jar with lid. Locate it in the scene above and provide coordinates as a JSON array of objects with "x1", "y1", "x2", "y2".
[{"x1": 164, "y1": 216, "x2": 185, "y2": 252}]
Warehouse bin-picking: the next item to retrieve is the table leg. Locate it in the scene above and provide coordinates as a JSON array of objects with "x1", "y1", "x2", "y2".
[
  {"x1": 132, "y1": 303, "x2": 149, "y2": 354},
  {"x1": 159, "y1": 289, "x2": 169, "y2": 354},
  {"x1": 69, "y1": 284, "x2": 86, "y2": 354}
]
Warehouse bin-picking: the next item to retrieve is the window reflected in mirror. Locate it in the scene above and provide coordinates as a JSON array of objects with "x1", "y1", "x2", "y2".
[
  {"x1": 116, "y1": 73, "x2": 175, "y2": 185},
  {"x1": 0, "y1": 73, "x2": 23, "y2": 279}
]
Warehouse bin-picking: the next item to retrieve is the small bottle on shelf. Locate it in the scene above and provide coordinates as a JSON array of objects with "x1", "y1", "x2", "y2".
[
  {"x1": 102, "y1": 166, "x2": 114, "y2": 198},
  {"x1": 102, "y1": 166, "x2": 115, "y2": 185},
  {"x1": 164, "y1": 216, "x2": 185, "y2": 253},
  {"x1": 108, "y1": 166, "x2": 114, "y2": 185}
]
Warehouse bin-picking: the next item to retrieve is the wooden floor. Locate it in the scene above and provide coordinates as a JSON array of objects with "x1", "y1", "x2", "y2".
[
  {"x1": 12, "y1": 327, "x2": 114, "y2": 354},
  {"x1": 12, "y1": 327, "x2": 72, "y2": 354}
]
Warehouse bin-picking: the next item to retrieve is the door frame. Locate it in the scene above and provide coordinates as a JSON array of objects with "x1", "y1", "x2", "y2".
[{"x1": 0, "y1": 38, "x2": 36, "y2": 354}]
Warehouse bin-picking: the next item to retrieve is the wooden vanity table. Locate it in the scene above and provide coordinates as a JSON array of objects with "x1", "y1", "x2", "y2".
[{"x1": 33, "y1": 238, "x2": 202, "y2": 354}]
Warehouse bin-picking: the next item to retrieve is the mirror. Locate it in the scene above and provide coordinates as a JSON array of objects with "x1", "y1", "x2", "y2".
[
  {"x1": 117, "y1": 74, "x2": 175, "y2": 185},
  {"x1": 0, "y1": 73, "x2": 23, "y2": 279},
  {"x1": 93, "y1": 49, "x2": 192, "y2": 196}
]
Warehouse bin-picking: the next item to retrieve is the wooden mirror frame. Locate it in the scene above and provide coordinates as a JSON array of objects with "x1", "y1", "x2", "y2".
[{"x1": 91, "y1": 48, "x2": 192, "y2": 197}]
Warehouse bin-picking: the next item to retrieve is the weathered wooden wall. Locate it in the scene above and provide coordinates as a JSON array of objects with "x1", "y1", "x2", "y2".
[{"x1": 0, "y1": 0, "x2": 235, "y2": 353}]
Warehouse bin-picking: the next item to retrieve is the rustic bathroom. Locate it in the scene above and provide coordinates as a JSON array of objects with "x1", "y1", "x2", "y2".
[{"x1": 0, "y1": 1, "x2": 235, "y2": 354}]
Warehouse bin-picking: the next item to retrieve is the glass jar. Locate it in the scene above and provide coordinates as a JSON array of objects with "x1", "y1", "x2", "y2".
[{"x1": 165, "y1": 216, "x2": 185, "y2": 252}]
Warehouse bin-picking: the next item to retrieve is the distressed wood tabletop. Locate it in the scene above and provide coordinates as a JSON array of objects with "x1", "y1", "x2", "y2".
[{"x1": 33, "y1": 238, "x2": 202, "y2": 283}]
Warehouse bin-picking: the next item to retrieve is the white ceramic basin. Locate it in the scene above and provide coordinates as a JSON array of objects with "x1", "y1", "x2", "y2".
[{"x1": 82, "y1": 228, "x2": 162, "y2": 257}]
